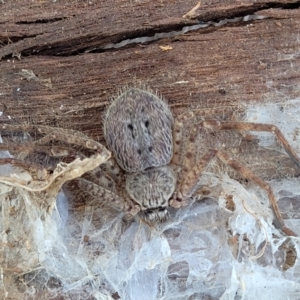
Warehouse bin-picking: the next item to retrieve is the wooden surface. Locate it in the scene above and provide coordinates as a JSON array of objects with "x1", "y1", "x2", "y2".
[
  {"x1": 1, "y1": 1, "x2": 300, "y2": 176},
  {"x1": 1, "y1": 1, "x2": 300, "y2": 136},
  {"x1": 1, "y1": 2, "x2": 300, "y2": 174},
  {"x1": 1, "y1": 1, "x2": 300, "y2": 128}
]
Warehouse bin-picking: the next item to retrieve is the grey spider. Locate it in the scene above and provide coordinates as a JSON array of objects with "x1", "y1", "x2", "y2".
[
  {"x1": 1, "y1": 88, "x2": 299, "y2": 236},
  {"x1": 72, "y1": 88, "x2": 300, "y2": 236}
]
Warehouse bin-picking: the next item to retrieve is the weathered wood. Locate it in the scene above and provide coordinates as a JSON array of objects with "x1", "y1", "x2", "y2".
[
  {"x1": 1, "y1": 5, "x2": 300, "y2": 135},
  {"x1": 0, "y1": 1, "x2": 299, "y2": 57},
  {"x1": 1, "y1": 2, "x2": 300, "y2": 181}
]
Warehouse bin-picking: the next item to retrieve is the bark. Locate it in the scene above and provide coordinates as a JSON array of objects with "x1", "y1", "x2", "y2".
[{"x1": 1, "y1": 1, "x2": 300, "y2": 138}]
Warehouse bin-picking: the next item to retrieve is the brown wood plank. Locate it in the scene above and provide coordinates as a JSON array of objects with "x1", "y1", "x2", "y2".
[
  {"x1": 1, "y1": 1, "x2": 299, "y2": 58},
  {"x1": 1, "y1": 6, "x2": 300, "y2": 181},
  {"x1": 0, "y1": 8, "x2": 299, "y2": 135}
]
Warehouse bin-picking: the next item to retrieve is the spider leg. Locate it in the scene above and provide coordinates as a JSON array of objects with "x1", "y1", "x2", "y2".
[
  {"x1": 171, "y1": 112, "x2": 215, "y2": 207},
  {"x1": 170, "y1": 150, "x2": 215, "y2": 208},
  {"x1": 171, "y1": 106, "x2": 241, "y2": 167},
  {"x1": 101, "y1": 158, "x2": 122, "y2": 184},
  {"x1": 180, "y1": 149, "x2": 216, "y2": 199},
  {"x1": 171, "y1": 147, "x2": 296, "y2": 236},
  {"x1": 199, "y1": 120, "x2": 300, "y2": 169},
  {"x1": 84, "y1": 157, "x2": 122, "y2": 194},
  {"x1": 87, "y1": 167, "x2": 116, "y2": 192},
  {"x1": 171, "y1": 111, "x2": 194, "y2": 166},
  {"x1": 72, "y1": 178, "x2": 140, "y2": 217},
  {"x1": 0, "y1": 124, "x2": 107, "y2": 156},
  {"x1": 215, "y1": 150, "x2": 296, "y2": 237}
]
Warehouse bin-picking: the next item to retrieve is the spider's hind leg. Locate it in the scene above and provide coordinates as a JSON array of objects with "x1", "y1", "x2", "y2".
[
  {"x1": 171, "y1": 111, "x2": 194, "y2": 167},
  {"x1": 171, "y1": 147, "x2": 296, "y2": 236}
]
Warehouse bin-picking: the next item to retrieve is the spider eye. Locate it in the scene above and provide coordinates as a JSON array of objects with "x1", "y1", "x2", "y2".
[
  {"x1": 127, "y1": 123, "x2": 136, "y2": 139},
  {"x1": 144, "y1": 120, "x2": 149, "y2": 128},
  {"x1": 127, "y1": 124, "x2": 133, "y2": 131}
]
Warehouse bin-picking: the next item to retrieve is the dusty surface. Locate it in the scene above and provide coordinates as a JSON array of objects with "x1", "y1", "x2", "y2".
[
  {"x1": 0, "y1": 2, "x2": 300, "y2": 134},
  {"x1": 1, "y1": 2, "x2": 300, "y2": 174},
  {"x1": 1, "y1": 1, "x2": 300, "y2": 299}
]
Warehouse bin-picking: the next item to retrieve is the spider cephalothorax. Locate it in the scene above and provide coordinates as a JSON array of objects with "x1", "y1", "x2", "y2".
[{"x1": 125, "y1": 166, "x2": 177, "y2": 222}]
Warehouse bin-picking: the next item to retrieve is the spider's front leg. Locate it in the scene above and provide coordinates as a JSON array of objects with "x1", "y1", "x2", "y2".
[
  {"x1": 0, "y1": 124, "x2": 110, "y2": 181},
  {"x1": 169, "y1": 150, "x2": 216, "y2": 208},
  {"x1": 171, "y1": 118, "x2": 299, "y2": 236},
  {"x1": 0, "y1": 124, "x2": 107, "y2": 157},
  {"x1": 72, "y1": 178, "x2": 140, "y2": 218},
  {"x1": 200, "y1": 120, "x2": 300, "y2": 169}
]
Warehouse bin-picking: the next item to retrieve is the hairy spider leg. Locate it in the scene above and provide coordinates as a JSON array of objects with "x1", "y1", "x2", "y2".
[
  {"x1": 200, "y1": 120, "x2": 300, "y2": 169},
  {"x1": 0, "y1": 124, "x2": 108, "y2": 155},
  {"x1": 171, "y1": 119, "x2": 300, "y2": 236},
  {"x1": 73, "y1": 178, "x2": 140, "y2": 217},
  {"x1": 171, "y1": 111, "x2": 194, "y2": 167}
]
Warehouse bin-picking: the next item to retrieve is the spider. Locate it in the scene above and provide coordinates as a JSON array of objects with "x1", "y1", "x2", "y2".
[
  {"x1": 0, "y1": 88, "x2": 299, "y2": 237},
  {"x1": 74, "y1": 88, "x2": 300, "y2": 236}
]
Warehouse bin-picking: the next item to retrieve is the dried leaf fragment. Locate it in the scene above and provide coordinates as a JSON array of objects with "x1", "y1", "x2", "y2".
[
  {"x1": 18, "y1": 69, "x2": 38, "y2": 81},
  {"x1": 159, "y1": 45, "x2": 173, "y2": 51},
  {"x1": 183, "y1": 2, "x2": 201, "y2": 19}
]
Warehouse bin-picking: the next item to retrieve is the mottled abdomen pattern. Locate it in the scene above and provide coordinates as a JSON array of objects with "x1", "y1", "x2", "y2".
[{"x1": 104, "y1": 88, "x2": 173, "y2": 172}]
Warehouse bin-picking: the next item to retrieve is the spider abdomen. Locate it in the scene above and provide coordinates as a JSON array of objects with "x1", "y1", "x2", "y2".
[{"x1": 104, "y1": 88, "x2": 173, "y2": 173}]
